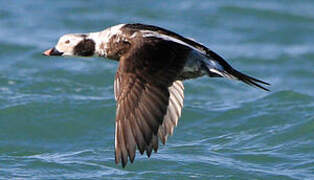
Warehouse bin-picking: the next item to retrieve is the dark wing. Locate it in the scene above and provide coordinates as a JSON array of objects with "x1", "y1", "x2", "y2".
[
  {"x1": 125, "y1": 23, "x2": 270, "y2": 91},
  {"x1": 114, "y1": 37, "x2": 189, "y2": 167}
]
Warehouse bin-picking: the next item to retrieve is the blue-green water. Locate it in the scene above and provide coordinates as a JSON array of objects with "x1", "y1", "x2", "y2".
[{"x1": 1, "y1": 0, "x2": 314, "y2": 179}]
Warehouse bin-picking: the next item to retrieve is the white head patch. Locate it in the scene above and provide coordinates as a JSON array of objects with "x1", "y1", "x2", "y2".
[{"x1": 55, "y1": 34, "x2": 85, "y2": 56}]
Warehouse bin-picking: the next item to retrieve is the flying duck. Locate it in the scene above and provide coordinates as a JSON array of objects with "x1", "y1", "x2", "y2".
[{"x1": 43, "y1": 23, "x2": 270, "y2": 167}]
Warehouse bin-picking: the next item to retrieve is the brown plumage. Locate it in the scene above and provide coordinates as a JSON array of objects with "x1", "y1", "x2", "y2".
[
  {"x1": 43, "y1": 23, "x2": 270, "y2": 168},
  {"x1": 114, "y1": 37, "x2": 189, "y2": 167}
]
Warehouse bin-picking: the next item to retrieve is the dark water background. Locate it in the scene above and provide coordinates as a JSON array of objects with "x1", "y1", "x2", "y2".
[{"x1": 1, "y1": 0, "x2": 313, "y2": 179}]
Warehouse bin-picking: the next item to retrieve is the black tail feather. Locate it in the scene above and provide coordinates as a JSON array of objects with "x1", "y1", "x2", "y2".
[
  {"x1": 204, "y1": 49, "x2": 270, "y2": 91},
  {"x1": 230, "y1": 69, "x2": 270, "y2": 91}
]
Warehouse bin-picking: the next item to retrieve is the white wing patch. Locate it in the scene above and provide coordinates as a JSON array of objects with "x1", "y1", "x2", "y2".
[
  {"x1": 141, "y1": 30, "x2": 206, "y2": 55},
  {"x1": 114, "y1": 73, "x2": 120, "y2": 100},
  {"x1": 158, "y1": 80, "x2": 184, "y2": 144}
]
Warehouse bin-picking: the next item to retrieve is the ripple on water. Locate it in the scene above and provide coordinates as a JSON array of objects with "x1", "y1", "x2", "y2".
[{"x1": 1, "y1": 0, "x2": 314, "y2": 179}]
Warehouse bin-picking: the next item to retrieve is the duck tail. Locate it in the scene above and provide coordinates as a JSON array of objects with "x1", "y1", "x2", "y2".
[{"x1": 202, "y1": 50, "x2": 270, "y2": 91}]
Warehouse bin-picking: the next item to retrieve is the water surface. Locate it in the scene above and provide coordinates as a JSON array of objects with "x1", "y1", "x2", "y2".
[{"x1": 0, "y1": 0, "x2": 314, "y2": 179}]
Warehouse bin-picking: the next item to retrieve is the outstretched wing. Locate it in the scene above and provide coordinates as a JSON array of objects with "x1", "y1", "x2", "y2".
[{"x1": 114, "y1": 37, "x2": 189, "y2": 167}]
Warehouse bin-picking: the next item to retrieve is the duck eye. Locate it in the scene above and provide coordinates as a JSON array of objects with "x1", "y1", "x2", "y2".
[{"x1": 65, "y1": 40, "x2": 70, "y2": 44}]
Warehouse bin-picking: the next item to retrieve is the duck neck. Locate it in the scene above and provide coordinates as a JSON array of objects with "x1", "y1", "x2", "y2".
[{"x1": 88, "y1": 31, "x2": 108, "y2": 57}]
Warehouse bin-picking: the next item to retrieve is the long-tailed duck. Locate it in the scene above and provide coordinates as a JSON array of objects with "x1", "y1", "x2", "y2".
[{"x1": 43, "y1": 23, "x2": 270, "y2": 167}]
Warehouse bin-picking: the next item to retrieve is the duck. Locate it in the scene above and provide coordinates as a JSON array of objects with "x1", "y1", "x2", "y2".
[{"x1": 43, "y1": 23, "x2": 270, "y2": 167}]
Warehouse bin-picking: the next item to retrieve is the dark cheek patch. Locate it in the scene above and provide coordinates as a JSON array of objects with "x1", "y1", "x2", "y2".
[{"x1": 73, "y1": 39, "x2": 96, "y2": 56}]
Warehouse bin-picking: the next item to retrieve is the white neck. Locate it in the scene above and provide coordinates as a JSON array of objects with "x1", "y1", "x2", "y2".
[
  {"x1": 87, "y1": 24, "x2": 126, "y2": 57},
  {"x1": 88, "y1": 31, "x2": 107, "y2": 57}
]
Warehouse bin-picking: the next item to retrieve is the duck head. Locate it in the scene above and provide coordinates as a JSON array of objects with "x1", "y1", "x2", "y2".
[{"x1": 43, "y1": 34, "x2": 96, "y2": 57}]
